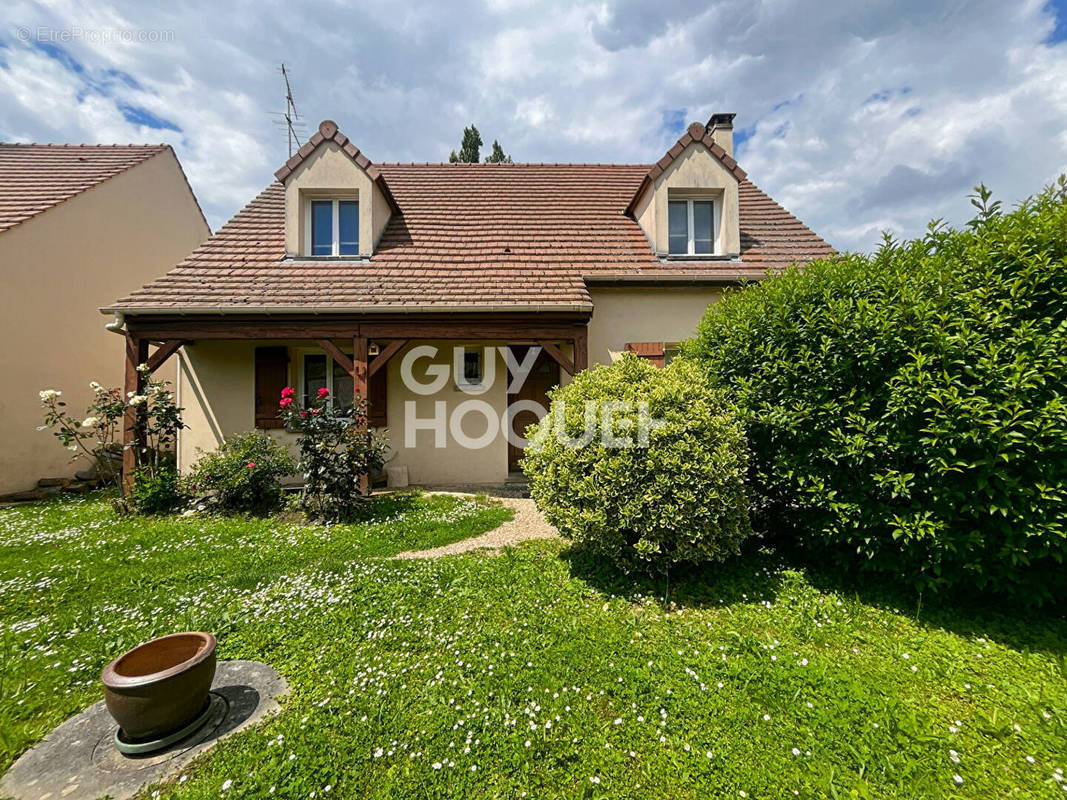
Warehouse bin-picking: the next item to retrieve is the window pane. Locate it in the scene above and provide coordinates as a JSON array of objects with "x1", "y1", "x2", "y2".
[
  {"x1": 668, "y1": 200, "x2": 688, "y2": 254},
  {"x1": 338, "y1": 201, "x2": 359, "y2": 255},
  {"x1": 693, "y1": 201, "x2": 714, "y2": 254},
  {"x1": 303, "y1": 354, "x2": 327, "y2": 406},
  {"x1": 333, "y1": 360, "x2": 354, "y2": 410},
  {"x1": 311, "y1": 201, "x2": 333, "y2": 255},
  {"x1": 464, "y1": 350, "x2": 482, "y2": 382}
]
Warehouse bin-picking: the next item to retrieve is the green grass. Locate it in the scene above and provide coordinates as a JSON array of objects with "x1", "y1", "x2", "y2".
[{"x1": 1, "y1": 492, "x2": 1065, "y2": 799}]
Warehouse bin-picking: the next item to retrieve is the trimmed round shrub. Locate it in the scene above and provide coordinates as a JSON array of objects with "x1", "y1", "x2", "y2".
[
  {"x1": 522, "y1": 355, "x2": 751, "y2": 573},
  {"x1": 685, "y1": 182, "x2": 1067, "y2": 604},
  {"x1": 189, "y1": 431, "x2": 296, "y2": 514}
]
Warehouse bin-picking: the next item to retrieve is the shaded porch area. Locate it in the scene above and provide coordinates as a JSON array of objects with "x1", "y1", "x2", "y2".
[{"x1": 120, "y1": 314, "x2": 589, "y2": 489}]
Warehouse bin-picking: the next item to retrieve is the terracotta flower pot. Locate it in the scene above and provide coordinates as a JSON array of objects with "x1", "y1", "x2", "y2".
[{"x1": 100, "y1": 632, "x2": 217, "y2": 741}]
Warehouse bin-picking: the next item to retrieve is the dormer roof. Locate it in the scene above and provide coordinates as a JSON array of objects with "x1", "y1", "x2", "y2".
[
  {"x1": 625, "y1": 121, "x2": 747, "y2": 215},
  {"x1": 273, "y1": 120, "x2": 398, "y2": 211}
]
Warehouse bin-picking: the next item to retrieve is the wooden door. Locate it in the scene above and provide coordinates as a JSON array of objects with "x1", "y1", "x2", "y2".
[{"x1": 506, "y1": 346, "x2": 560, "y2": 472}]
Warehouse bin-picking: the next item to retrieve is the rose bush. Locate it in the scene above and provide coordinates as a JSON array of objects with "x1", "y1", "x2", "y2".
[{"x1": 279, "y1": 385, "x2": 387, "y2": 522}]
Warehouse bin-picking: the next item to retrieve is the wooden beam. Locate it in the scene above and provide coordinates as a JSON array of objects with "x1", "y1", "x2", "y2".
[
  {"x1": 145, "y1": 339, "x2": 186, "y2": 374},
  {"x1": 121, "y1": 335, "x2": 149, "y2": 495},
  {"x1": 353, "y1": 335, "x2": 369, "y2": 495},
  {"x1": 315, "y1": 339, "x2": 354, "y2": 376},
  {"x1": 368, "y1": 339, "x2": 407, "y2": 378},
  {"x1": 352, "y1": 335, "x2": 368, "y2": 397},
  {"x1": 126, "y1": 312, "x2": 591, "y2": 341},
  {"x1": 573, "y1": 327, "x2": 588, "y2": 373},
  {"x1": 537, "y1": 340, "x2": 575, "y2": 376}
]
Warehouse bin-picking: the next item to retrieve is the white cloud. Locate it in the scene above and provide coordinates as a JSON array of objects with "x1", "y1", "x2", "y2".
[{"x1": 0, "y1": 0, "x2": 1064, "y2": 251}]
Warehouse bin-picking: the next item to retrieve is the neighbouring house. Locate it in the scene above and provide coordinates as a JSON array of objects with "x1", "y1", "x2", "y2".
[
  {"x1": 0, "y1": 143, "x2": 209, "y2": 495},
  {"x1": 104, "y1": 115, "x2": 832, "y2": 487}
]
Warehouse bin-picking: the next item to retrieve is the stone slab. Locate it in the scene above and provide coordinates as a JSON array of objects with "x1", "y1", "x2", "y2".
[{"x1": 1, "y1": 660, "x2": 289, "y2": 800}]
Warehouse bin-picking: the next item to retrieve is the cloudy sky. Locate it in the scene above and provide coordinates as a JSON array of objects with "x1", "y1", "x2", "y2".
[{"x1": 1, "y1": 0, "x2": 1066, "y2": 252}]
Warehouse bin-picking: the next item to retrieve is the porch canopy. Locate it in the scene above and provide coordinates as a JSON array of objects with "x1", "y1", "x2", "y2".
[{"x1": 116, "y1": 311, "x2": 589, "y2": 488}]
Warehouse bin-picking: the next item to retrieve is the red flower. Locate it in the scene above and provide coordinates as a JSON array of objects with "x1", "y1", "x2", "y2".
[
  {"x1": 279, "y1": 397, "x2": 293, "y2": 409},
  {"x1": 311, "y1": 407, "x2": 322, "y2": 416},
  {"x1": 317, "y1": 387, "x2": 330, "y2": 398},
  {"x1": 247, "y1": 461, "x2": 256, "y2": 469},
  {"x1": 280, "y1": 387, "x2": 295, "y2": 399},
  {"x1": 300, "y1": 411, "x2": 308, "y2": 419}
]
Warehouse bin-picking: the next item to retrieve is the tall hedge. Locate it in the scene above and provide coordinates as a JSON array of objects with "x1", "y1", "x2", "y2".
[{"x1": 685, "y1": 182, "x2": 1067, "y2": 603}]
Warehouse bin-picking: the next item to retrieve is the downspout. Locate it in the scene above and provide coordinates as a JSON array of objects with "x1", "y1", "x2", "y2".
[{"x1": 105, "y1": 311, "x2": 126, "y2": 334}]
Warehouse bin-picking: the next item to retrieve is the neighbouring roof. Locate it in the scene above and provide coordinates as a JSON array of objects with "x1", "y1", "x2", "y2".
[
  {"x1": 108, "y1": 159, "x2": 833, "y2": 314},
  {"x1": 0, "y1": 143, "x2": 171, "y2": 233}
]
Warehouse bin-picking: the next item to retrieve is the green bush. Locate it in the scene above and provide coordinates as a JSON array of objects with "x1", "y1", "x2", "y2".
[
  {"x1": 522, "y1": 355, "x2": 752, "y2": 573},
  {"x1": 685, "y1": 181, "x2": 1067, "y2": 604},
  {"x1": 188, "y1": 431, "x2": 296, "y2": 514},
  {"x1": 129, "y1": 465, "x2": 185, "y2": 515}
]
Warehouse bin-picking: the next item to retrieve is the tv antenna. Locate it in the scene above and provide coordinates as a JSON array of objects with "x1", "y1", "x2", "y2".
[{"x1": 270, "y1": 62, "x2": 307, "y2": 157}]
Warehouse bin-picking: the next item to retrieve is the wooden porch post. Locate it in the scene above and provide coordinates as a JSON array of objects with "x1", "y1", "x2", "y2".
[
  {"x1": 121, "y1": 335, "x2": 149, "y2": 495},
  {"x1": 573, "y1": 327, "x2": 588, "y2": 373},
  {"x1": 353, "y1": 335, "x2": 369, "y2": 495}
]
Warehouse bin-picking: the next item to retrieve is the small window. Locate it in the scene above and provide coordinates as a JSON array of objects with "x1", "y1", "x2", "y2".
[
  {"x1": 307, "y1": 198, "x2": 359, "y2": 256},
  {"x1": 664, "y1": 344, "x2": 681, "y2": 366},
  {"x1": 463, "y1": 349, "x2": 483, "y2": 383},
  {"x1": 667, "y1": 198, "x2": 716, "y2": 256},
  {"x1": 299, "y1": 350, "x2": 386, "y2": 425}
]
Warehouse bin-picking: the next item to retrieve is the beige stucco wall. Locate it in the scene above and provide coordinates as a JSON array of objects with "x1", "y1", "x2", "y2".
[
  {"x1": 282, "y1": 141, "x2": 391, "y2": 257},
  {"x1": 634, "y1": 143, "x2": 740, "y2": 256},
  {"x1": 0, "y1": 149, "x2": 208, "y2": 493},
  {"x1": 176, "y1": 288, "x2": 721, "y2": 488},
  {"x1": 586, "y1": 286, "x2": 721, "y2": 366},
  {"x1": 177, "y1": 339, "x2": 515, "y2": 486}
]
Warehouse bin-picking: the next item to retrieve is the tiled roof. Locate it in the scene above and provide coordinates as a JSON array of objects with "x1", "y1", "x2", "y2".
[
  {"x1": 109, "y1": 162, "x2": 834, "y2": 313},
  {"x1": 0, "y1": 143, "x2": 169, "y2": 233}
]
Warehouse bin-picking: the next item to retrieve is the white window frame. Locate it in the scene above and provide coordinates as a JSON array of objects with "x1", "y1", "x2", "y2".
[
  {"x1": 304, "y1": 198, "x2": 359, "y2": 257},
  {"x1": 295, "y1": 348, "x2": 354, "y2": 409},
  {"x1": 668, "y1": 197, "x2": 721, "y2": 256}
]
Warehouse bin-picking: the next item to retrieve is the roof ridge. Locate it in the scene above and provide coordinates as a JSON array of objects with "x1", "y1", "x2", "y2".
[
  {"x1": 378, "y1": 162, "x2": 653, "y2": 167},
  {"x1": 0, "y1": 142, "x2": 167, "y2": 148}
]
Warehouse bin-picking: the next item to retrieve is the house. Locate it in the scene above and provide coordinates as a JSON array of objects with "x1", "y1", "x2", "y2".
[
  {"x1": 0, "y1": 143, "x2": 209, "y2": 495},
  {"x1": 104, "y1": 115, "x2": 832, "y2": 487}
]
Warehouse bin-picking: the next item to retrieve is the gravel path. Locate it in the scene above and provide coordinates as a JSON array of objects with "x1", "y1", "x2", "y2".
[{"x1": 394, "y1": 495, "x2": 559, "y2": 559}]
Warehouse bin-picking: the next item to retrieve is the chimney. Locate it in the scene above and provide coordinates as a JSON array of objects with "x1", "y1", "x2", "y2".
[{"x1": 706, "y1": 112, "x2": 736, "y2": 158}]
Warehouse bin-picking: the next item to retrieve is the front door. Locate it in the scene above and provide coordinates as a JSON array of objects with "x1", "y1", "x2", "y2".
[{"x1": 506, "y1": 345, "x2": 560, "y2": 473}]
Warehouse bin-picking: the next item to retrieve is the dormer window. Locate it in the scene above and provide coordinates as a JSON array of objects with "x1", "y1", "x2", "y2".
[
  {"x1": 307, "y1": 198, "x2": 359, "y2": 256},
  {"x1": 668, "y1": 198, "x2": 718, "y2": 255}
]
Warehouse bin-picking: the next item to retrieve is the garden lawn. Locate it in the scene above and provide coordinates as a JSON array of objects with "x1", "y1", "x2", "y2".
[{"x1": 1, "y1": 493, "x2": 1065, "y2": 799}]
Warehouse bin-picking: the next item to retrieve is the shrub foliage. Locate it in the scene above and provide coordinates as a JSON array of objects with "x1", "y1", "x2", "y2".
[
  {"x1": 189, "y1": 431, "x2": 296, "y2": 514},
  {"x1": 685, "y1": 181, "x2": 1067, "y2": 603},
  {"x1": 522, "y1": 355, "x2": 751, "y2": 573}
]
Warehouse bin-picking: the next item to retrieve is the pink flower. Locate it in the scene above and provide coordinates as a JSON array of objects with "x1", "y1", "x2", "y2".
[
  {"x1": 280, "y1": 387, "x2": 295, "y2": 399},
  {"x1": 247, "y1": 461, "x2": 256, "y2": 469},
  {"x1": 317, "y1": 387, "x2": 330, "y2": 399},
  {"x1": 279, "y1": 397, "x2": 293, "y2": 409}
]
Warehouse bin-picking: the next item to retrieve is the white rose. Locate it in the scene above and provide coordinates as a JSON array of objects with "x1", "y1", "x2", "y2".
[
  {"x1": 81, "y1": 416, "x2": 99, "y2": 428},
  {"x1": 130, "y1": 395, "x2": 148, "y2": 406},
  {"x1": 39, "y1": 389, "x2": 61, "y2": 400}
]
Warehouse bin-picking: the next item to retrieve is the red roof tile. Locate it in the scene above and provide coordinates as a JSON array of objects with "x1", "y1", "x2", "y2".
[
  {"x1": 0, "y1": 143, "x2": 169, "y2": 233},
  {"x1": 109, "y1": 161, "x2": 833, "y2": 313}
]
